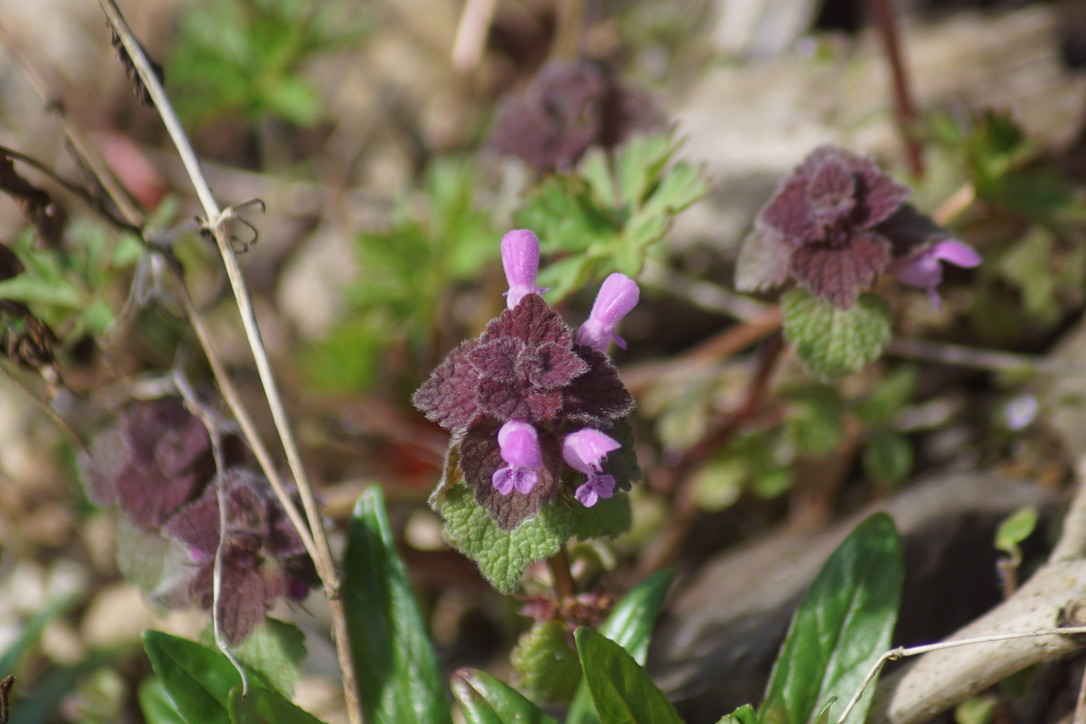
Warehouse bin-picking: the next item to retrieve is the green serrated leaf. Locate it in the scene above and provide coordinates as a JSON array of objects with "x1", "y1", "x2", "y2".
[
  {"x1": 343, "y1": 487, "x2": 451, "y2": 724},
  {"x1": 434, "y1": 480, "x2": 573, "y2": 593},
  {"x1": 511, "y1": 620, "x2": 582, "y2": 705},
  {"x1": 717, "y1": 704, "x2": 759, "y2": 724},
  {"x1": 760, "y1": 513, "x2": 903, "y2": 724},
  {"x1": 142, "y1": 630, "x2": 242, "y2": 724},
  {"x1": 574, "y1": 628, "x2": 682, "y2": 724},
  {"x1": 228, "y1": 685, "x2": 326, "y2": 724},
  {"x1": 995, "y1": 506, "x2": 1038, "y2": 555},
  {"x1": 200, "y1": 619, "x2": 306, "y2": 697},
  {"x1": 451, "y1": 669, "x2": 559, "y2": 724},
  {"x1": 139, "y1": 677, "x2": 189, "y2": 724},
  {"x1": 781, "y1": 289, "x2": 892, "y2": 381},
  {"x1": 567, "y1": 569, "x2": 676, "y2": 724}
]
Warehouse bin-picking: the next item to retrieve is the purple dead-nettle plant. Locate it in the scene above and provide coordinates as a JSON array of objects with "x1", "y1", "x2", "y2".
[
  {"x1": 77, "y1": 397, "x2": 318, "y2": 642},
  {"x1": 736, "y1": 145, "x2": 981, "y2": 308},
  {"x1": 487, "y1": 59, "x2": 662, "y2": 173},
  {"x1": 164, "y1": 468, "x2": 318, "y2": 644},
  {"x1": 413, "y1": 229, "x2": 640, "y2": 530}
]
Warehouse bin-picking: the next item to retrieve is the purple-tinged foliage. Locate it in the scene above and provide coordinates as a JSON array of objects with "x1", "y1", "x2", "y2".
[
  {"x1": 737, "y1": 146, "x2": 978, "y2": 309},
  {"x1": 414, "y1": 231, "x2": 640, "y2": 530},
  {"x1": 80, "y1": 398, "x2": 216, "y2": 530},
  {"x1": 163, "y1": 468, "x2": 318, "y2": 644},
  {"x1": 502, "y1": 230, "x2": 548, "y2": 309},
  {"x1": 577, "y1": 273, "x2": 640, "y2": 353},
  {"x1": 487, "y1": 59, "x2": 662, "y2": 172},
  {"x1": 78, "y1": 398, "x2": 316, "y2": 643}
]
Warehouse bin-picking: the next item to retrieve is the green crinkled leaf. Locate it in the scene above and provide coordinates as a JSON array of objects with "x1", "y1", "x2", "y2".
[
  {"x1": 343, "y1": 487, "x2": 451, "y2": 724},
  {"x1": 228, "y1": 685, "x2": 326, "y2": 724},
  {"x1": 452, "y1": 669, "x2": 559, "y2": 724},
  {"x1": 574, "y1": 628, "x2": 682, "y2": 724},
  {"x1": 200, "y1": 619, "x2": 306, "y2": 697},
  {"x1": 760, "y1": 513, "x2": 902, "y2": 724},
  {"x1": 138, "y1": 677, "x2": 188, "y2": 724},
  {"x1": 432, "y1": 430, "x2": 635, "y2": 592},
  {"x1": 142, "y1": 630, "x2": 241, "y2": 724},
  {"x1": 435, "y1": 480, "x2": 573, "y2": 593},
  {"x1": 781, "y1": 290, "x2": 892, "y2": 381},
  {"x1": 511, "y1": 620, "x2": 582, "y2": 705},
  {"x1": 567, "y1": 569, "x2": 676, "y2": 724}
]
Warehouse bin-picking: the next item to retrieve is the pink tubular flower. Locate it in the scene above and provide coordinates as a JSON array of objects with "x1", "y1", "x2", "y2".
[
  {"x1": 501, "y1": 230, "x2": 548, "y2": 309},
  {"x1": 562, "y1": 428, "x2": 621, "y2": 507},
  {"x1": 492, "y1": 420, "x2": 543, "y2": 495},
  {"x1": 889, "y1": 238, "x2": 981, "y2": 309},
  {"x1": 576, "y1": 273, "x2": 640, "y2": 353}
]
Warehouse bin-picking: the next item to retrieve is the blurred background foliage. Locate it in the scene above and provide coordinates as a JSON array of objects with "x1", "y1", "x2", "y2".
[{"x1": 0, "y1": 0, "x2": 1084, "y2": 720}]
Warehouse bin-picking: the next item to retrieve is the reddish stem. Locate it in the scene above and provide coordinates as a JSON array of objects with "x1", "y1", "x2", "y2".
[
  {"x1": 868, "y1": 0, "x2": 925, "y2": 177},
  {"x1": 547, "y1": 544, "x2": 577, "y2": 602},
  {"x1": 638, "y1": 332, "x2": 786, "y2": 575}
]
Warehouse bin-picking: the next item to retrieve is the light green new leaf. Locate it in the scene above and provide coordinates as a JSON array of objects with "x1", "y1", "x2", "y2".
[
  {"x1": 995, "y1": 506, "x2": 1038, "y2": 556},
  {"x1": 575, "y1": 628, "x2": 682, "y2": 724},
  {"x1": 760, "y1": 513, "x2": 903, "y2": 724},
  {"x1": 451, "y1": 669, "x2": 559, "y2": 724},
  {"x1": 142, "y1": 630, "x2": 242, "y2": 724},
  {"x1": 228, "y1": 685, "x2": 326, "y2": 724},
  {"x1": 566, "y1": 569, "x2": 676, "y2": 724},
  {"x1": 343, "y1": 487, "x2": 451, "y2": 724},
  {"x1": 717, "y1": 704, "x2": 759, "y2": 724},
  {"x1": 782, "y1": 290, "x2": 892, "y2": 381}
]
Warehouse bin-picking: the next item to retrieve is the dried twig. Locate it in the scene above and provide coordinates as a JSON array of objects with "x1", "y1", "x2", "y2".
[
  {"x1": 865, "y1": 456, "x2": 1086, "y2": 722},
  {"x1": 95, "y1": 3, "x2": 361, "y2": 721}
]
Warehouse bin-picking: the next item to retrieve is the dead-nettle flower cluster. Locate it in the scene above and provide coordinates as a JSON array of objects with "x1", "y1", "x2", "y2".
[
  {"x1": 78, "y1": 398, "x2": 318, "y2": 643},
  {"x1": 413, "y1": 230, "x2": 640, "y2": 530},
  {"x1": 737, "y1": 145, "x2": 981, "y2": 308}
]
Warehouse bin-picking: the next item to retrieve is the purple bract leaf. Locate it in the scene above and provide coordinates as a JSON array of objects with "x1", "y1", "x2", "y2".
[
  {"x1": 742, "y1": 145, "x2": 918, "y2": 308},
  {"x1": 79, "y1": 398, "x2": 215, "y2": 530},
  {"x1": 790, "y1": 232, "x2": 892, "y2": 309},
  {"x1": 162, "y1": 468, "x2": 317, "y2": 644}
]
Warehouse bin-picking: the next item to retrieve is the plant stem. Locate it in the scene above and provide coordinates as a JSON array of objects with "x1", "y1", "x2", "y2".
[
  {"x1": 547, "y1": 544, "x2": 577, "y2": 602},
  {"x1": 867, "y1": 0, "x2": 925, "y2": 177},
  {"x1": 96, "y1": 2, "x2": 362, "y2": 722}
]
